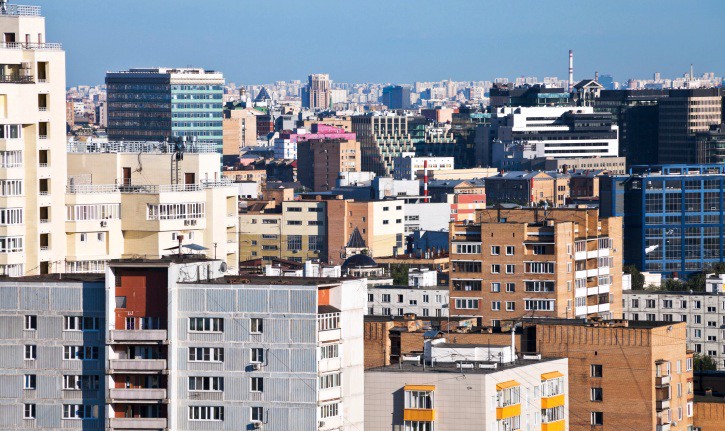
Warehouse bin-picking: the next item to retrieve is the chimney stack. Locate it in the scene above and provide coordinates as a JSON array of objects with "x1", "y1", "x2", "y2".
[{"x1": 568, "y1": 50, "x2": 574, "y2": 93}]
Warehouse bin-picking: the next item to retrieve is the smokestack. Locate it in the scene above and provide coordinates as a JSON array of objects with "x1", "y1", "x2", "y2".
[
  {"x1": 595, "y1": 71, "x2": 599, "y2": 82},
  {"x1": 568, "y1": 50, "x2": 574, "y2": 93},
  {"x1": 690, "y1": 63, "x2": 694, "y2": 81},
  {"x1": 423, "y1": 159, "x2": 429, "y2": 202}
]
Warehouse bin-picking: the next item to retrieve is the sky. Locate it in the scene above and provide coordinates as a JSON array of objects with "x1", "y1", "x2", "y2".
[{"x1": 35, "y1": 0, "x2": 725, "y2": 87}]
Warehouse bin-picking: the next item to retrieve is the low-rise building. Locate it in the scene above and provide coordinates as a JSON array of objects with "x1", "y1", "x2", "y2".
[{"x1": 393, "y1": 155, "x2": 454, "y2": 180}]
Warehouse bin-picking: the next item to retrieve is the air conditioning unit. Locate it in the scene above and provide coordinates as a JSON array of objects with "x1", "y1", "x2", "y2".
[
  {"x1": 251, "y1": 420, "x2": 263, "y2": 429},
  {"x1": 251, "y1": 362, "x2": 262, "y2": 371},
  {"x1": 100, "y1": 221, "x2": 107, "y2": 227}
]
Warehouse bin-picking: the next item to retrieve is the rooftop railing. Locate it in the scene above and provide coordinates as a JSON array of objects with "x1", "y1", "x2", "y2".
[
  {"x1": 2, "y1": 4, "x2": 41, "y2": 16},
  {"x1": 66, "y1": 181, "x2": 234, "y2": 194},
  {"x1": 0, "y1": 42, "x2": 62, "y2": 50}
]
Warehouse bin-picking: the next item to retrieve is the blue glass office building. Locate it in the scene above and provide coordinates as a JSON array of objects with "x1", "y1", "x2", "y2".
[
  {"x1": 601, "y1": 165, "x2": 725, "y2": 278},
  {"x1": 106, "y1": 68, "x2": 224, "y2": 152}
]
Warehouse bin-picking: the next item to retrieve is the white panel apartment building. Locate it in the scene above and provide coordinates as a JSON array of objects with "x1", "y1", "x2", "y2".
[
  {"x1": 393, "y1": 155, "x2": 454, "y2": 180},
  {"x1": 0, "y1": 4, "x2": 67, "y2": 276},
  {"x1": 623, "y1": 288, "x2": 725, "y2": 370},
  {"x1": 476, "y1": 106, "x2": 619, "y2": 169},
  {"x1": 0, "y1": 257, "x2": 365, "y2": 431}
]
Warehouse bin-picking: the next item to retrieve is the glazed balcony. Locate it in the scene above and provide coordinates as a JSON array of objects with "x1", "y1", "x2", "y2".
[
  {"x1": 108, "y1": 388, "x2": 167, "y2": 402},
  {"x1": 109, "y1": 329, "x2": 167, "y2": 344}
]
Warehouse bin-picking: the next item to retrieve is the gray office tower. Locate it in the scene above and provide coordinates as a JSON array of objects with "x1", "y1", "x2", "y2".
[
  {"x1": 381, "y1": 85, "x2": 411, "y2": 110},
  {"x1": 106, "y1": 68, "x2": 224, "y2": 152}
]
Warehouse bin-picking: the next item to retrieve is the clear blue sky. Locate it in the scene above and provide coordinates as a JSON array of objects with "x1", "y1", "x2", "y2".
[{"x1": 35, "y1": 0, "x2": 725, "y2": 87}]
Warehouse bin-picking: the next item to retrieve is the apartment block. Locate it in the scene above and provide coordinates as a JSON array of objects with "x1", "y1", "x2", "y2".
[
  {"x1": 302, "y1": 73, "x2": 331, "y2": 110},
  {"x1": 65, "y1": 142, "x2": 238, "y2": 273},
  {"x1": 485, "y1": 171, "x2": 571, "y2": 207},
  {"x1": 392, "y1": 155, "x2": 454, "y2": 180},
  {"x1": 351, "y1": 114, "x2": 419, "y2": 176},
  {"x1": 623, "y1": 288, "x2": 725, "y2": 370},
  {"x1": 524, "y1": 319, "x2": 694, "y2": 431},
  {"x1": 600, "y1": 164, "x2": 725, "y2": 279},
  {"x1": 239, "y1": 199, "x2": 327, "y2": 263},
  {"x1": 0, "y1": 4, "x2": 66, "y2": 275},
  {"x1": 366, "y1": 339, "x2": 569, "y2": 431},
  {"x1": 449, "y1": 208, "x2": 623, "y2": 325},
  {"x1": 367, "y1": 285, "x2": 449, "y2": 318},
  {"x1": 222, "y1": 108, "x2": 258, "y2": 155},
  {"x1": 327, "y1": 198, "x2": 405, "y2": 265},
  {"x1": 106, "y1": 68, "x2": 224, "y2": 152},
  {"x1": 297, "y1": 126, "x2": 361, "y2": 192}
]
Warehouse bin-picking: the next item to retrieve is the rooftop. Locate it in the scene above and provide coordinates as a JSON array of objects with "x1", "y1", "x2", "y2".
[
  {"x1": 520, "y1": 317, "x2": 680, "y2": 329},
  {"x1": 0, "y1": 273, "x2": 105, "y2": 284},
  {"x1": 367, "y1": 357, "x2": 561, "y2": 375},
  {"x1": 188, "y1": 275, "x2": 351, "y2": 286},
  {"x1": 623, "y1": 289, "x2": 718, "y2": 297}
]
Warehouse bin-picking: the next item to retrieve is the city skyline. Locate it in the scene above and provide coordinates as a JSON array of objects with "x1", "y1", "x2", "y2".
[{"x1": 37, "y1": 0, "x2": 725, "y2": 87}]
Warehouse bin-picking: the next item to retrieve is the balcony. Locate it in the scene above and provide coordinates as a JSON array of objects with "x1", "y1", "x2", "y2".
[
  {"x1": 108, "y1": 388, "x2": 167, "y2": 402},
  {"x1": 108, "y1": 359, "x2": 166, "y2": 373},
  {"x1": 318, "y1": 357, "x2": 341, "y2": 373},
  {"x1": 318, "y1": 386, "x2": 341, "y2": 402},
  {"x1": 66, "y1": 184, "x2": 120, "y2": 194},
  {"x1": 108, "y1": 417, "x2": 167, "y2": 430},
  {"x1": 109, "y1": 330, "x2": 167, "y2": 343},
  {"x1": 656, "y1": 399, "x2": 670, "y2": 411},
  {"x1": 0, "y1": 74, "x2": 33, "y2": 83},
  {"x1": 656, "y1": 375, "x2": 671, "y2": 387},
  {"x1": 319, "y1": 328, "x2": 341, "y2": 343},
  {"x1": 656, "y1": 425, "x2": 670, "y2": 431},
  {"x1": 542, "y1": 420, "x2": 566, "y2": 431}
]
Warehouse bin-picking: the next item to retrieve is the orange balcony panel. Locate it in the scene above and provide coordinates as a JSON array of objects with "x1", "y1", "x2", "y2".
[
  {"x1": 541, "y1": 371, "x2": 564, "y2": 380},
  {"x1": 404, "y1": 409, "x2": 435, "y2": 422},
  {"x1": 496, "y1": 404, "x2": 521, "y2": 420},
  {"x1": 542, "y1": 419, "x2": 566, "y2": 431},
  {"x1": 495, "y1": 380, "x2": 520, "y2": 390},
  {"x1": 541, "y1": 394, "x2": 565, "y2": 409},
  {"x1": 404, "y1": 385, "x2": 436, "y2": 392}
]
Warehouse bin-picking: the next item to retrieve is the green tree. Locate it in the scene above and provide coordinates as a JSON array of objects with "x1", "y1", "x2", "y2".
[
  {"x1": 659, "y1": 278, "x2": 686, "y2": 292},
  {"x1": 390, "y1": 264, "x2": 410, "y2": 285},
  {"x1": 694, "y1": 353, "x2": 717, "y2": 371},
  {"x1": 623, "y1": 265, "x2": 645, "y2": 290}
]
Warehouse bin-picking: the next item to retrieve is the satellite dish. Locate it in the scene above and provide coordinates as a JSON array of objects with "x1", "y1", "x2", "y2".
[{"x1": 219, "y1": 262, "x2": 228, "y2": 273}]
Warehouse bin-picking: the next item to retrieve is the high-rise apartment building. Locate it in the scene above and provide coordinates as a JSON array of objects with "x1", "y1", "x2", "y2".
[
  {"x1": 449, "y1": 208, "x2": 623, "y2": 325},
  {"x1": 0, "y1": 257, "x2": 366, "y2": 431},
  {"x1": 302, "y1": 74, "x2": 331, "y2": 110},
  {"x1": 297, "y1": 130, "x2": 360, "y2": 191},
  {"x1": 475, "y1": 106, "x2": 619, "y2": 169},
  {"x1": 695, "y1": 124, "x2": 725, "y2": 164},
  {"x1": 600, "y1": 164, "x2": 725, "y2": 279},
  {"x1": 380, "y1": 85, "x2": 411, "y2": 110},
  {"x1": 351, "y1": 114, "x2": 419, "y2": 176},
  {"x1": 222, "y1": 107, "x2": 258, "y2": 155},
  {"x1": 106, "y1": 68, "x2": 224, "y2": 152},
  {"x1": 658, "y1": 88, "x2": 722, "y2": 164},
  {"x1": 523, "y1": 319, "x2": 693, "y2": 431},
  {"x1": 0, "y1": 4, "x2": 67, "y2": 276}
]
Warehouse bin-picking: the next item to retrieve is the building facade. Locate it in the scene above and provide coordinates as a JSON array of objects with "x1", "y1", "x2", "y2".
[
  {"x1": 302, "y1": 74, "x2": 331, "y2": 110},
  {"x1": 392, "y1": 155, "x2": 454, "y2": 181},
  {"x1": 449, "y1": 208, "x2": 623, "y2": 325},
  {"x1": 106, "y1": 68, "x2": 224, "y2": 152},
  {"x1": 351, "y1": 114, "x2": 419, "y2": 176},
  {"x1": 0, "y1": 4, "x2": 67, "y2": 276},
  {"x1": 297, "y1": 137, "x2": 360, "y2": 192},
  {"x1": 380, "y1": 85, "x2": 411, "y2": 110}
]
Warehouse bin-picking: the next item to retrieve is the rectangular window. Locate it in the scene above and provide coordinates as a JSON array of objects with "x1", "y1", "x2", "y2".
[
  {"x1": 454, "y1": 298, "x2": 480, "y2": 310},
  {"x1": 287, "y1": 235, "x2": 302, "y2": 251},
  {"x1": 188, "y1": 376, "x2": 223, "y2": 392},
  {"x1": 506, "y1": 301, "x2": 515, "y2": 311},
  {"x1": 63, "y1": 316, "x2": 100, "y2": 331},
  {"x1": 188, "y1": 406, "x2": 224, "y2": 421},
  {"x1": 251, "y1": 406, "x2": 263, "y2": 422},
  {"x1": 455, "y1": 243, "x2": 481, "y2": 254},
  {"x1": 405, "y1": 390, "x2": 433, "y2": 409},
  {"x1": 492, "y1": 301, "x2": 501, "y2": 311},
  {"x1": 591, "y1": 364, "x2": 603, "y2": 378},
  {"x1": 591, "y1": 387, "x2": 603, "y2": 401},
  {"x1": 591, "y1": 411, "x2": 603, "y2": 425},
  {"x1": 525, "y1": 262, "x2": 555, "y2": 274},
  {"x1": 491, "y1": 246, "x2": 500, "y2": 255},
  {"x1": 491, "y1": 264, "x2": 500, "y2": 274},
  {"x1": 506, "y1": 283, "x2": 515, "y2": 292},
  {"x1": 146, "y1": 202, "x2": 205, "y2": 220},
  {"x1": 319, "y1": 372, "x2": 341, "y2": 389},
  {"x1": 63, "y1": 346, "x2": 99, "y2": 360},
  {"x1": 23, "y1": 403, "x2": 35, "y2": 419},
  {"x1": 524, "y1": 299, "x2": 555, "y2": 311},
  {"x1": 189, "y1": 317, "x2": 223, "y2": 332},
  {"x1": 188, "y1": 347, "x2": 224, "y2": 362},
  {"x1": 251, "y1": 348, "x2": 264, "y2": 363},
  {"x1": 525, "y1": 281, "x2": 555, "y2": 292},
  {"x1": 23, "y1": 374, "x2": 36, "y2": 390},
  {"x1": 506, "y1": 264, "x2": 515, "y2": 274},
  {"x1": 491, "y1": 282, "x2": 501, "y2": 292},
  {"x1": 251, "y1": 377, "x2": 264, "y2": 392},
  {"x1": 63, "y1": 375, "x2": 100, "y2": 391},
  {"x1": 506, "y1": 246, "x2": 515, "y2": 255},
  {"x1": 24, "y1": 315, "x2": 37, "y2": 330},
  {"x1": 62, "y1": 404, "x2": 98, "y2": 419},
  {"x1": 320, "y1": 344, "x2": 339, "y2": 359},
  {"x1": 320, "y1": 402, "x2": 339, "y2": 418},
  {"x1": 250, "y1": 318, "x2": 263, "y2": 334}
]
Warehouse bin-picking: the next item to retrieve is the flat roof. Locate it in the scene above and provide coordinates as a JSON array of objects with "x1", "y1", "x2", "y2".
[
  {"x1": 189, "y1": 275, "x2": 351, "y2": 286},
  {"x1": 623, "y1": 289, "x2": 717, "y2": 297},
  {"x1": 520, "y1": 317, "x2": 678, "y2": 329},
  {"x1": 0, "y1": 274, "x2": 105, "y2": 284},
  {"x1": 369, "y1": 285, "x2": 448, "y2": 291},
  {"x1": 367, "y1": 357, "x2": 561, "y2": 375}
]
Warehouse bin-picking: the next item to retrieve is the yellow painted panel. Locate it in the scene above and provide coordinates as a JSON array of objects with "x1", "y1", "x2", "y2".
[
  {"x1": 496, "y1": 404, "x2": 521, "y2": 420},
  {"x1": 541, "y1": 419, "x2": 566, "y2": 431},
  {"x1": 404, "y1": 409, "x2": 435, "y2": 422},
  {"x1": 495, "y1": 380, "x2": 520, "y2": 390},
  {"x1": 541, "y1": 394, "x2": 565, "y2": 409},
  {"x1": 404, "y1": 385, "x2": 436, "y2": 391},
  {"x1": 541, "y1": 371, "x2": 564, "y2": 380}
]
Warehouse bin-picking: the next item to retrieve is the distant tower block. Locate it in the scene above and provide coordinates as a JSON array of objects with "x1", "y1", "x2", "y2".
[{"x1": 568, "y1": 50, "x2": 574, "y2": 92}]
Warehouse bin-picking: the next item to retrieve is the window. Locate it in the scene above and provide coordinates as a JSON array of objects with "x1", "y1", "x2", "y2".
[
  {"x1": 63, "y1": 375, "x2": 99, "y2": 391},
  {"x1": 506, "y1": 246, "x2": 514, "y2": 255},
  {"x1": 525, "y1": 281, "x2": 554, "y2": 292},
  {"x1": 492, "y1": 301, "x2": 501, "y2": 311},
  {"x1": 491, "y1": 282, "x2": 501, "y2": 292},
  {"x1": 189, "y1": 406, "x2": 224, "y2": 421},
  {"x1": 251, "y1": 348, "x2": 264, "y2": 363},
  {"x1": 397, "y1": 294, "x2": 404, "y2": 303},
  {"x1": 524, "y1": 299, "x2": 554, "y2": 311},
  {"x1": 63, "y1": 346, "x2": 99, "y2": 360},
  {"x1": 189, "y1": 347, "x2": 224, "y2": 362},
  {"x1": 24, "y1": 315, "x2": 37, "y2": 330},
  {"x1": 422, "y1": 294, "x2": 429, "y2": 303},
  {"x1": 631, "y1": 299, "x2": 640, "y2": 308},
  {"x1": 505, "y1": 264, "x2": 515, "y2": 274},
  {"x1": 452, "y1": 261, "x2": 482, "y2": 273},
  {"x1": 381, "y1": 294, "x2": 391, "y2": 303},
  {"x1": 591, "y1": 387, "x2": 603, "y2": 401},
  {"x1": 491, "y1": 246, "x2": 500, "y2": 255},
  {"x1": 542, "y1": 405, "x2": 565, "y2": 424},
  {"x1": 319, "y1": 373, "x2": 341, "y2": 389},
  {"x1": 454, "y1": 298, "x2": 479, "y2": 310},
  {"x1": 0, "y1": 236, "x2": 23, "y2": 253},
  {"x1": 146, "y1": 202, "x2": 205, "y2": 220},
  {"x1": 251, "y1": 377, "x2": 264, "y2": 392},
  {"x1": 405, "y1": 390, "x2": 433, "y2": 409},
  {"x1": 506, "y1": 301, "x2": 515, "y2": 311},
  {"x1": 455, "y1": 243, "x2": 481, "y2": 254},
  {"x1": 491, "y1": 264, "x2": 500, "y2": 274},
  {"x1": 496, "y1": 385, "x2": 520, "y2": 407},
  {"x1": 320, "y1": 344, "x2": 339, "y2": 359},
  {"x1": 189, "y1": 317, "x2": 223, "y2": 332},
  {"x1": 525, "y1": 262, "x2": 555, "y2": 274},
  {"x1": 506, "y1": 283, "x2": 515, "y2": 293},
  {"x1": 24, "y1": 374, "x2": 36, "y2": 390},
  {"x1": 189, "y1": 376, "x2": 223, "y2": 392},
  {"x1": 251, "y1": 406, "x2": 263, "y2": 422},
  {"x1": 286, "y1": 235, "x2": 302, "y2": 251},
  {"x1": 63, "y1": 316, "x2": 100, "y2": 331},
  {"x1": 591, "y1": 412, "x2": 603, "y2": 426},
  {"x1": 591, "y1": 364, "x2": 603, "y2": 378},
  {"x1": 320, "y1": 402, "x2": 339, "y2": 418},
  {"x1": 250, "y1": 318, "x2": 263, "y2": 334},
  {"x1": 23, "y1": 403, "x2": 35, "y2": 419},
  {"x1": 0, "y1": 208, "x2": 23, "y2": 225},
  {"x1": 79, "y1": 233, "x2": 87, "y2": 243},
  {"x1": 62, "y1": 404, "x2": 98, "y2": 419},
  {"x1": 695, "y1": 315, "x2": 702, "y2": 324},
  {"x1": 533, "y1": 245, "x2": 546, "y2": 255}
]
